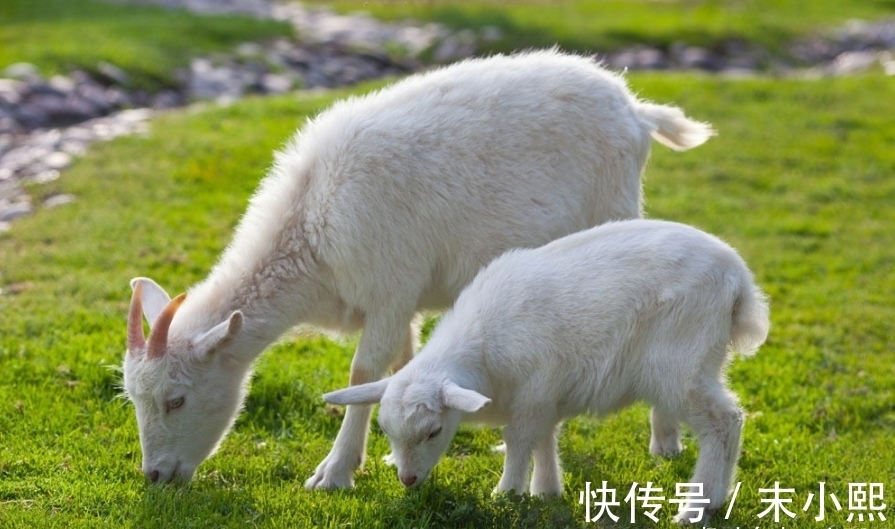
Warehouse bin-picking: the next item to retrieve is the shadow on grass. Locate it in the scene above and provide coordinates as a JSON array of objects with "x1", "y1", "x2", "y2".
[
  {"x1": 235, "y1": 337, "x2": 357, "y2": 440},
  {"x1": 133, "y1": 481, "x2": 264, "y2": 527},
  {"x1": 381, "y1": 483, "x2": 586, "y2": 529}
]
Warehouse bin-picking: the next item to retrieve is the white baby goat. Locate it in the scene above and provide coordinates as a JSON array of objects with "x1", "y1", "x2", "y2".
[
  {"x1": 123, "y1": 49, "x2": 714, "y2": 489},
  {"x1": 325, "y1": 219, "x2": 769, "y2": 525}
]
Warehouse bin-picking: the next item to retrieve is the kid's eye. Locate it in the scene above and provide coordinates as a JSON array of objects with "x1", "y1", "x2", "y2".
[
  {"x1": 427, "y1": 427, "x2": 442, "y2": 440},
  {"x1": 165, "y1": 397, "x2": 185, "y2": 413}
]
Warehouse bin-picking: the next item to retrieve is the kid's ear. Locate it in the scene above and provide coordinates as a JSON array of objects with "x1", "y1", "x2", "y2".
[
  {"x1": 441, "y1": 380, "x2": 490, "y2": 413},
  {"x1": 323, "y1": 377, "x2": 392, "y2": 406}
]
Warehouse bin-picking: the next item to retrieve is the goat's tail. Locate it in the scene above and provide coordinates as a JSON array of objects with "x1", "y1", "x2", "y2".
[
  {"x1": 729, "y1": 281, "x2": 770, "y2": 356},
  {"x1": 636, "y1": 102, "x2": 716, "y2": 151}
]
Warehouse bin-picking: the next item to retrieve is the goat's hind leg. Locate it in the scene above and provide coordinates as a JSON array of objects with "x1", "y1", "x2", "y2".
[
  {"x1": 530, "y1": 423, "x2": 563, "y2": 497},
  {"x1": 673, "y1": 379, "x2": 745, "y2": 525},
  {"x1": 495, "y1": 422, "x2": 538, "y2": 496},
  {"x1": 650, "y1": 407, "x2": 683, "y2": 457}
]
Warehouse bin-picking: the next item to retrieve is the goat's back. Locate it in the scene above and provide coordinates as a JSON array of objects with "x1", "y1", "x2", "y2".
[
  {"x1": 439, "y1": 219, "x2": 768, "y2": 415},
  {"x1": 251, "y1": 50, "x2": 654, "y2": 310}
]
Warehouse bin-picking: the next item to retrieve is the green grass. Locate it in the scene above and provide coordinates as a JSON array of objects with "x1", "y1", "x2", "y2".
[
  {"x1": 1, "y1": 69, "x2": 893, "y2": 527},
  {"x1": 3, "y1": 2, "x2": 893, "y2": 527},
  {"x1": 319, "y1": 0, "x2": 895, "y2": 60},
  {"x1": 0, "y1": 0, "x2": 292, "y2": 89}
]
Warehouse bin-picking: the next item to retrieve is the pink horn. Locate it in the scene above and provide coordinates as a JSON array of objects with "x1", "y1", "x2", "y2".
[
  {"x1": 127, "y1": 281, "x2": 147, "y2": 355},
  {"x1": 147, "y1": 293, "x2": 186, "y2": 360}
]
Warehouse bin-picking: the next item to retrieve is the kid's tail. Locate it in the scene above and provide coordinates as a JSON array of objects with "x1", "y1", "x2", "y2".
[{"x1": 730, "y1": 282, "x2": 770, "y2": 356}]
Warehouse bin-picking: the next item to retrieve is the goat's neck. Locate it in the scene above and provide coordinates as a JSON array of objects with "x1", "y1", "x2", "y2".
[
  {"x1": 422, "y1": 340, "x2": 492, "y2": 399},
  {"x1": 177, "y1": 249, "x2": 325, "y2": 365}
]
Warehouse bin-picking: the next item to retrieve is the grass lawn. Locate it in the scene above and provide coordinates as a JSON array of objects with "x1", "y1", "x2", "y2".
[
  {"x1": 1, "y1": 68, "x2": 893, "y2": 527},
  {"x1": 2, "y1": 0, "x2": 894, "y2": 527},
  {"x1": 0, "y1": 0, "x2": 292, "y2": 89},
  {"x1": 319, "y1": 0, "x2": 895, "y2": 60}
]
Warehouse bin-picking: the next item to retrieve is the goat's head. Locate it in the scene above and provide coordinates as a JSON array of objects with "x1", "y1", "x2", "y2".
[
  {"x1": 323, "y1": 376, "x2": 490, "y2": 487},
  {"x1": 123, "y1": 278, "x2": 246, "y2": 483}
]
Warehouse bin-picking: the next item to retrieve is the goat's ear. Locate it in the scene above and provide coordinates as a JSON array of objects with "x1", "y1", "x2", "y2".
[
  {"x1": 442, "y1": 380, "x2": 490, "y2": 413},
  {"x1": 130, "y1": 277, "x2": 171, "y2": 327},
  {"x1": 193, "y1": 310, "x2": 243, "y2": 358},
  {"x1": 323, "y1": 377, "x2": 391, "y2": 406}
]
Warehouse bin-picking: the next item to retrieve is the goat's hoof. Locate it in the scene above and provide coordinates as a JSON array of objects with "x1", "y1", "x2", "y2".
[
  {"x1": 492, "y1": 484, "x2": 527, "y2": 498},
  {"x1": 382, "y1": 453, "x2": 397, "y2": 466},
  {"x1": 672, "y1": 513, "x2": 697, "y2": 526},
  {"x1": 649, "y1": 440, "x2": 683, "y2": 458},
  {"x1": 530, "y1": 485, "x2": 563, "y2": 497},
  {"x1": 492, "y1": 443, "x2": 507, "y2": 454},
  {"x1": 650, "y1": 446, "x2": 683, "y2": 458},
  {"x1": 673, "y1": 508, "x2": 715, "y2": 526},
  {"x1": 304, "y1": 456, "x2": 356, "y2": 490}
]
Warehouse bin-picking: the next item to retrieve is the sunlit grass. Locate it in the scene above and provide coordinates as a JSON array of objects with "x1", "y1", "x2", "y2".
[
  {"x1": 1, "y1": 71, "x2": 893, "y2": 527},
  {"x1": 0, "y1": 0, "x2": 291, "y2": 89}
]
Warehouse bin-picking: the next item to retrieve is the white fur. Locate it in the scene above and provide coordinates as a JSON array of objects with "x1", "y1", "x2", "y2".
[
  {"x1": 324, "y1": 219, "x2": 769, "y2": 525},
  {"x1": 122, "y1": 49, "x2": 714, "y2": 487}
]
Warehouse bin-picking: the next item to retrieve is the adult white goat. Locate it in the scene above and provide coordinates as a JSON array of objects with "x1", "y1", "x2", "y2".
[
  {"x1": 325, "y1": 219, "x2": 769, "y2": 525},
  {"x1": 123, "y1": 49, "x2": 714, "y2": 488}
]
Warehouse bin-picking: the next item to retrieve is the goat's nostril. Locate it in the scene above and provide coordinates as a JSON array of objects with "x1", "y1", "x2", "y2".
[
  {"x1": 400, "y1": 474, "x2": 417, "y2": 487},
  {"x1": 147, "y1": 470, "x2": 160, "y2": 483}
]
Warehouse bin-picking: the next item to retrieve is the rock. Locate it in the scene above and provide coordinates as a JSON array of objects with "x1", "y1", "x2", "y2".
[
  {"x1": 0, "y1": 116, "x2": 21, "y2": 136},
  {"x1": 3, "y1": 63, "x2": 41, "y2": 82},
  {"x1": 116, "y1": 108, "x2": 153, "y2": 124},
  {"x1": 480, "y1": 26, "x2": 503, "y2": 43},
  {"x1": 260, "y1": 73, "x2": 294, "y2": 94},
  {"x1": 882, "y1": 51, "x2": 895, "y2": 75},
  {"x1": 30, "y1": 170, "x2": 60, "y2": 184},
  {"x1": 77, "y1": 83, "x2": 116, "y2": 113},
  {"x1": 610, "y1": 47, "x2": 669, "y2": 70},
  {"x1": 152, "y1": 0, "x2": 273, "y2": 17},
  {"x1": 49, "y1": 75, "x2": 77, "y2": 95},
  {"x1": 433, "y1": 29, "x2": 477, "y2": 63},
  {"x1": 189, "y1": 58, "x2": 246, "y2": 99},
  {"x1": 0, "y1": 79, "x2": 25, "y2": 106},
  {"x1": 152, "y1": 90, "x2": 185, "y2": 109},
  {"x1": 0, "y1": 202, "x2": 33, "y2": 222},
  {"x1": 43, "y1": 194, "x2": 76, "y2": 208},
  {"x1": 45, "y1": 151, "x2": 73, "y2": 171},
  {"x1": 105, "y1": 87, "x2": 135, "y2": 108},
  {"x1": 825, "y1": 50, "x2": 882, "y2": 75},
  {"x1": 236, "y1": 42, "x2": 264, "y2": 58},
  {"x1": 11, "y1": 104, "x2": 49, "y2": 130},
  {"x1": 672, "y1": 45, "x2": 723, "y2": 71},
  {"x1": 27, "y1": 94, "x2": 95, "y2": 128},
  {"x1": 96, "y1": 61, "x2": 131, "y2": 86}
]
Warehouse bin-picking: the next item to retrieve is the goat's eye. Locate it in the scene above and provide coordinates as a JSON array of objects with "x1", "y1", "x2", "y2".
[
  {"x1": 165, "y1": 397, "x2": 185, "y2": 413},
  {"x1": 427, "y1": 427, "x2": 442, "y2": 440}
]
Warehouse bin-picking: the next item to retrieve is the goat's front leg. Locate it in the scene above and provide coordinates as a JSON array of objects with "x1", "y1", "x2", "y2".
[
  {"x1": 306, "y1": 314, "x2": 412, "y2": 490},
  {"x1": 383, "y1": 326, "x2": 416, "y2": 467}
]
